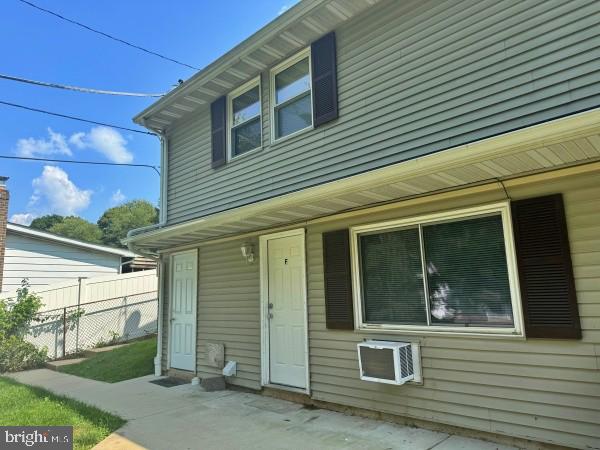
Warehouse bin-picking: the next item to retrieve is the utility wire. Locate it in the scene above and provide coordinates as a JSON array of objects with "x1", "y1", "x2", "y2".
[
  {"x1": 0, "y1": 154, "x2": 160, "y2": 175},
  {"x1": 16, "y1": 0, "x2": 200, "y2": 71},
  {"x1": 0, "y1": 100, "x2": 156, "y2": 136},
  {"x1": 0, "y1": 73, "x2": 165, "y2": 97}
]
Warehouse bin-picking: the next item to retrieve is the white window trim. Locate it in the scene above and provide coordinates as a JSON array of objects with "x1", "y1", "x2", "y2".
[
  {"x1": 227, "y1": 76, "x2": 262, "y2": 161},
  {"x1": 270, "y1": 47, "x2": 313, "y2": 144},
  {"x1": 349, "y1": 201, "x2": 525, "y2": 337}
]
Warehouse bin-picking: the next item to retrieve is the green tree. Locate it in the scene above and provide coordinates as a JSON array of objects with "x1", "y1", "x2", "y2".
[
  {"x1": 97, "y1": 200, "x2": 158, "y2": 248},
  {"x1": 29, "y1": 214, "x2": 64, "y2": 231},
  {"x1": 48, "y1": 216, "x2": 103, "y2": 244}
]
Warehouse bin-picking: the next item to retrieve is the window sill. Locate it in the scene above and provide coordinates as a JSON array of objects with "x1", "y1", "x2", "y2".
[
  {"x1": 228, "y1": 145, "x2": 263, "y2": 163},
  {"x1": 356, "y1": 325, "x2": 525, "y2": 340},
  {"x1": 270, "y1": 124, "x2": 314, "y2": 148}
]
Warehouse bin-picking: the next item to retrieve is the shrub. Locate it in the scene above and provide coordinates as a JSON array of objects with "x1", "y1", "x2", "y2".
[
  {"x1": 0, "y1": 281, "x2": 43, "y2": 339},
  {"x1": 0, "y1": 336, "x2": 47, "y2": 372},
  {"x1": 0, "y1": 280, "x2": 47, "y2": 372}
]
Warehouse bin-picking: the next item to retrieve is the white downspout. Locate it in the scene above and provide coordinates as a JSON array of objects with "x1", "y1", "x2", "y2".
[
  {"x1": 125, "y1": 128, "x2": 168, "y2": 376},
  {"x1": 154, "y1": 131, "x2": 168, "y2": 376},
  {"x1": 154, "y1": 256, "x2": 165, "y2": 375},
  {"x1": 158, "y1": 132, "x2": 169, "y2": 225}
]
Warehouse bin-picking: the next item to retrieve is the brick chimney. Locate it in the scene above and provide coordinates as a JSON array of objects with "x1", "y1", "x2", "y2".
[{"x1": 0, "y1": 176, "x2": 8, "y2": 292}]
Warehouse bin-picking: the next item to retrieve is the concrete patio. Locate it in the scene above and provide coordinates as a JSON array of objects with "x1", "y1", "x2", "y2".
[{"x1": 8, "y1": 369, "x2": 519, "y2": 450}]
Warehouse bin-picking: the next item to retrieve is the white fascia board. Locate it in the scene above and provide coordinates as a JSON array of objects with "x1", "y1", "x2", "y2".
[{"x1": 7, "y1": 223, "x2": 136, "y2": 257}]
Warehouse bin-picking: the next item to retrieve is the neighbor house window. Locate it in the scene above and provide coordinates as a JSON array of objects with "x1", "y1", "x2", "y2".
[
  {"x1": 271, "y1": 49, "x2": 312, "y2": 140},
  {"x1": 228, "y1": 77, "x2": 261, "y2": 159},
  {"x1": 352, "y1": 203, "x2": 522, "y2": 334}
]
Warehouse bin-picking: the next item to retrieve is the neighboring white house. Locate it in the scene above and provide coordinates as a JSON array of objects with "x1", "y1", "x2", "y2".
[{"x1": 1, "y1": 223, "x2": 135, "y2": 292}]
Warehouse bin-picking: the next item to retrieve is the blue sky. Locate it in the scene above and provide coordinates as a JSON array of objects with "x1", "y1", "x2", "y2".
[{"x1": 1, "y1": 0, "x2": 294, "y2": 224}]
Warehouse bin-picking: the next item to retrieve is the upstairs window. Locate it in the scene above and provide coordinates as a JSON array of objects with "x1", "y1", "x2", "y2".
[
  {"x1": 228, "y1": 78, "x2": 261, "y2": 159},
  {"x1": 271, "y1": 49, "x2": 313, "y2": 141}
]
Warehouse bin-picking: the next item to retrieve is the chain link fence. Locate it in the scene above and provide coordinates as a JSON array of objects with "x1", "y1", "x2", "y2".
[{"x1": 28, "y1": 291, "x2": 158, "y2": 359}]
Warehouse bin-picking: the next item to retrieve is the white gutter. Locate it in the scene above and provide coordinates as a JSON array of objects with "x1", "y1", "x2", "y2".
[{"x1": 125, "y1": 106, "x2": 600, "y2": 249}]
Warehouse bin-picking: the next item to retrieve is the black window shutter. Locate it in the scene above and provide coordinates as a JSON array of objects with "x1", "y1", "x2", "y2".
[
  {"x1": 511, "y1": 194, "x2": 581, "y2": 339},
  {"x1": 322, "y1": 229, "x2": 354, "y2": 330},
  {"x1": 311, "y1": 31, "x2": 338, "y2": 127},
  {"x1": 211, "y1": 96, "x2": 226, "y2": 169}
]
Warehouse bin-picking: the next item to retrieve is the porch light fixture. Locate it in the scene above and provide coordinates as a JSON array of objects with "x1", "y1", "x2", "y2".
[{"x1": 240, "y1": 242, "x2": 255, "y2": 263}]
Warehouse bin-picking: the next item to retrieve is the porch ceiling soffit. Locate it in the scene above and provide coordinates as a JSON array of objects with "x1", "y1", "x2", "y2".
[{"x1": 127, "y1": 109, "x2": 600, "y2": 252}]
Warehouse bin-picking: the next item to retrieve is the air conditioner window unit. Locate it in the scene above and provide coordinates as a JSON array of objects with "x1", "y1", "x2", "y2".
[{"x1": 357, "y1": 340, "x2": 421, "y2": 385}]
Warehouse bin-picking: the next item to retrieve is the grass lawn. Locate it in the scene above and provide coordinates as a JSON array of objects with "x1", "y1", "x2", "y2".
[
  {"x1": 58, "y1": 336, "x2": 156, "y2": 383},
  {"x1": 0, "y1": 377, "x2": 124, "y2": 450}
]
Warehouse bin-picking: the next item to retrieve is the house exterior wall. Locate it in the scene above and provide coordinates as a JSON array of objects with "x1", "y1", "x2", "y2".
[
  {"x1": 164, "y1": 0, "x2": 600, "y2": 225},
  {"x1": 305, "y1": 169, "x2": 600, "y2": 450},
  {"x1": 2, "y1": 233, "x2": 122, "y2": 292},
  {"x1": 161, "y1": 239, "x2": 261, "y2": 388},
  {"x1": 194, "y1": 239, "x2": 261, "y2": 388},
  {"x1": 161, "y1": 167, "x2": 600, "y2": 449}
]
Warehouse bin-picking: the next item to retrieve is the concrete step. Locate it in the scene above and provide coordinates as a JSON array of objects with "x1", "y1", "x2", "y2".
[
  {"x1": 45, "y1": 357, "x2": 87, "y2": 371},
  {"x1": 166, "y1": 368, "x2": 196, "y2": 382},
  {"x1": 83, "y1": 343, "x2": 129, "y2": 358}
]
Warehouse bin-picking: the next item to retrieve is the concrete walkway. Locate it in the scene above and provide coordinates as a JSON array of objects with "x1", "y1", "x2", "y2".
[{"x1": 8, "y1": 369, "x2": 519, "y2": 450}]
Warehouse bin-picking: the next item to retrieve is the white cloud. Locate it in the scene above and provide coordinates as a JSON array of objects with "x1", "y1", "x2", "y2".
[
  {"x1": 30, "y1": 166, "x2": 92, "y2": 216},
  {"x1": 278, "y1": 4, "x2": 291, "y2": 15},
  {"x1": 9, "y1": 213, "x2": 37, "y2": 226},
  {"x1": 15, "y1": 126, "x2": 133, "y2": 164},
  {"x1": 16, "y1": 128, "x2": 72, "y2": 158},
  {"x1": 69, "y1": 132, "x2": 85, "y2": 148},
  {"x1": 69, "y1": 126, "x2": 133, "y2": 163},
  {"x1": 110, "y1": 189, "x2": 126, "y2": 205}
]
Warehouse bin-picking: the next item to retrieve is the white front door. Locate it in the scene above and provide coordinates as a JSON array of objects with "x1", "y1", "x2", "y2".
[
  {"x1": 169, "y1": 250, "x2": 197, "y2": 371},
  {"x1": 266, "y1": 233, "x2": 307, "y2": 389}
]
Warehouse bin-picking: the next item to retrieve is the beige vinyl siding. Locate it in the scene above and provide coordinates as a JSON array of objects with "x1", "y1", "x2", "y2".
[
  {"x1": 194, "y1": 239, "x2": 261, "y2": 389},
  {"x1": 306, "y1": 170, "x2": 600, "y2": 450},
  {"x1": 162, "y1": 244, "x2": 262, "y2": 389},
  {"x1": 164, "y1": 0, "x2": 600, "y2": 224}
]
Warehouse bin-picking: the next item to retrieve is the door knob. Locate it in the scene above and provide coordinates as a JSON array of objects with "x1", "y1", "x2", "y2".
[{"x1": 268, "y1": 313, "x2": 274, "y2": 319}]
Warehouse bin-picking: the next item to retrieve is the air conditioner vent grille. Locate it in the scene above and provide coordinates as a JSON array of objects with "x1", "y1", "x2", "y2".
[
  {"x1": 399, "y1": 345, "x2": 413, "y2": 378},
  {"x1": 357, "y1": 340, "x2": 420, "y2": 385},
  {"x1": 360, "y1": 347, "x2": 395, "y2": 380}
]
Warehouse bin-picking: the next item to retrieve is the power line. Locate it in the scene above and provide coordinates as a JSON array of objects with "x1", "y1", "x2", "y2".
[
  {"x1": 0, "y1": 100, "x2": 156, "y2": 136},
  {"x1": 16, "y1": 0, "x2": 200, "y2": 71},
  {"x1": 0, "y1": 73, "x2": 165, "y2": 97},
  {"x1": 0, "y1": 154, "x2": 160, "y2": 175}
]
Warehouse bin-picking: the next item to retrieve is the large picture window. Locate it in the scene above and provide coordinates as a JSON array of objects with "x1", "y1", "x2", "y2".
[
  {"x1": 352, "y1": 203, "x2": 522, "y2": 335},
  {"x1": 271, "y1": 49, "x2": 313, "y2": 141},
  {"x1": 228, "y1": 78, "x2": 261, "y2": 159}
]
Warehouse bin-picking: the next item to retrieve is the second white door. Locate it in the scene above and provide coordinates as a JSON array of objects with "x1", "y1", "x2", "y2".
[
  {"x1": 169, "y1": 250, "x2": 197, "y2": 371},
  {"x1": 267, "y1": 233, "x2": 307, "y2": 389}
]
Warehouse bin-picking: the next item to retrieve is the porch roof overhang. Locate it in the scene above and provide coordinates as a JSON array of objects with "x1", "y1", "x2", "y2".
[{"x1": 125, "y1": 109, "x2": 600, "y2": 254}]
